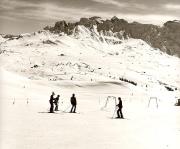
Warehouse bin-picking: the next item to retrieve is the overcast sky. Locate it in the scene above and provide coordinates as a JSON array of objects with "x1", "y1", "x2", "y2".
[{"x1": 0, "y1": 0, "x2": 180, "y2": 34}]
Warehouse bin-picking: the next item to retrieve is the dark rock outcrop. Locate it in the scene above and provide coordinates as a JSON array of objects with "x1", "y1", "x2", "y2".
[{"x1": 44, "y1": 16, "x2": 180, "y2": 57}]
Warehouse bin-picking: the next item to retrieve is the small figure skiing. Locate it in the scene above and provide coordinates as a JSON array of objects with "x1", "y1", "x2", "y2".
[
  {"x1": 54, "y1": 95, "x2": 60, "y2": 111},
  {"x1": 116, "y1": 97, "x2": 124, "y2": 118},
  {"x1": 70, "y1": 93, "x2": 77, "y2": 113},
  {"x1": 49, "y1": 92, "x2": 55, "y2": 113}
]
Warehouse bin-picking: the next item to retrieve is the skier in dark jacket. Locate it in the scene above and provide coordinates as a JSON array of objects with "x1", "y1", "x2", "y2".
[
  {"x1": 116, "y1": 97, "x2": 124, "y2": 118},
  {"x1": 54, "y1": 95, "x2": 60, "y2": 111},
  {"x1": 70, "y1": 94, "x2": 77, "y2": 113},
  {"x1": 49, "y1": 92, "x2": 55, "y2": 113}
]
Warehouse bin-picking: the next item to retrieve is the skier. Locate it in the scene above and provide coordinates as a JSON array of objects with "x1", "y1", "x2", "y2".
[
  {"x1": 70, "y1": 94, "x2": 77, "y2": 113},
  {"x1": 49, "y1": 92, "x2": 55, "y2": 113},
  {"x1": 54, "y1": 95, "x2": 60, "y2": 111},
  {"x1": 116, "y1": 97, "x2": 124, "y2": 118}
]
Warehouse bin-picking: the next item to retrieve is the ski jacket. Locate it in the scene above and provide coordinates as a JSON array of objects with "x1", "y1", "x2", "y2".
[
  {"x1": 71, "y1": 97, "x2": 77, "y2": 105},
  {"x1": 117, "y1": 100, "x2": 123, "y2": 108},
  {"x1": 54, "y1": 97, "x2": 59, "y2": 104},
  {"x1": 49, "y1": 95, "x2": 54, "y2": 104}
]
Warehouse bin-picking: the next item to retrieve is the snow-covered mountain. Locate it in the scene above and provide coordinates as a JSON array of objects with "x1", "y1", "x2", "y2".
[
  {"x1": 0, "y1": 24, "x2": 180, "y2": 98},
  {"x1": 44, "y1": 16, "x2": 180, "y2": 57},
  {"x1": 1, "y1": 20, "x2": 180, "y2": 149}
]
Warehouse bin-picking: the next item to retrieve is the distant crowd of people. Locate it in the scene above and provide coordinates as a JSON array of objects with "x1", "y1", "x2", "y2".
[{"x1": 49, "y1": 92, "x2": 123, "y2": 118}]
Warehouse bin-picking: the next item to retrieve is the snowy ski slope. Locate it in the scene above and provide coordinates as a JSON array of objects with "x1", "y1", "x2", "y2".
[{"x1": 0, "y1": 25, "x2": 180, "y2": 149}]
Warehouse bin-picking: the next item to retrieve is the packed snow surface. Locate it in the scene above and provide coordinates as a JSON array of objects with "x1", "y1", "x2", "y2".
[
  {"x1": 1, "y1": 68, "x2": 180, "y2": 149},
  {"x1": 0, "y1": 25, "x2": 180, "y2": 149}
]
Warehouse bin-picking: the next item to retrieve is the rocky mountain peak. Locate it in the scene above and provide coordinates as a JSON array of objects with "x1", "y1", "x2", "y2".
[
  {"x1": 111, "y1": 16, "x2": 128, "y2": 24},
  {"x1": 111, "y1": 16, "x2": 119, "y2": 22},
  {"x1": 44, "y1": 16, "x2": 180, "y2": 57}
]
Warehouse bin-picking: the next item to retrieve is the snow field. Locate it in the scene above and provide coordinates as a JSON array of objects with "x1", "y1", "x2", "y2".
[
  {"x1": 1, "y1": 69, "x2": 180, "y2": 149},
  {"x1": 1, "y1": 25, "x2": 180, "y2": 149}
]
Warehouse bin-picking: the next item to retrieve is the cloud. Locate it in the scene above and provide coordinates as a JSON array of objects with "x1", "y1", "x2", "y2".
[
  {"x1": 121, "y1": 14, "x2": 179, "y2": 25},
  {"x1": 0, "y1": 15, "x2": 18, "y2": 21},
  {"x1": 0, "y1": 0, "x2": 113, "y2": 22},
  {"x1": 92, "y1": 0, "x2": 127, "y2": 8},
  {"x1": 0, "y1": 0, "x2": 180, "y2": 34},
  {"x1": 92, "y1": 0, "x2": 149, "y2": 10},
  {"x1": 1, "y1": 0, "x2": 180, "y2": 21},
  {"x1": 0, "y1": 0, "x2": 37, "y2": 10},
  {"x1": 164, "y1": 4, "x2": 180, "y2": 10},
  {"x1": 0, "y1": 0, "x2": 82, "y2": 21}
]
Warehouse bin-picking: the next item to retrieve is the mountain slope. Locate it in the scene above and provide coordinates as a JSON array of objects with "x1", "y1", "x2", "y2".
[
  {"x1": 0, "y1": 25, "x2": 180, "y2": 97},
  {"x1": 1, "y1": 20, "x2": 180, "y2": 149},
  {"x1": 1, "y1": 63, "x2": 180, "y2": 149},
  {"x1": 44, "y1": 16, "x2": 180, "y2": 57}
]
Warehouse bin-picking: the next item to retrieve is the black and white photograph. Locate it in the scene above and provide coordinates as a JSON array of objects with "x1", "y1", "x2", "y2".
[{"x1": 0, "y1": 0, "x2": 180, "y2": 149}]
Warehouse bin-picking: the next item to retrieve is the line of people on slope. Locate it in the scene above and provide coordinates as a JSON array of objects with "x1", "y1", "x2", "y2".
[
  {"x1": 49, "y1": 92, "x2": 123, "y2": 118},
  {"x1": 49, "y1": 92, "x2": 77, "y2": 113}
]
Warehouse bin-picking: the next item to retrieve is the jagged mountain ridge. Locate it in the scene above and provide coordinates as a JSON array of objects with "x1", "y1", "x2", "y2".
[
  {"x1": 0, "y1": 25, "x2": 180, "y2": 93},
  {"x1": 44, "y1": 16, "x2": 180, "y2": 57}
]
